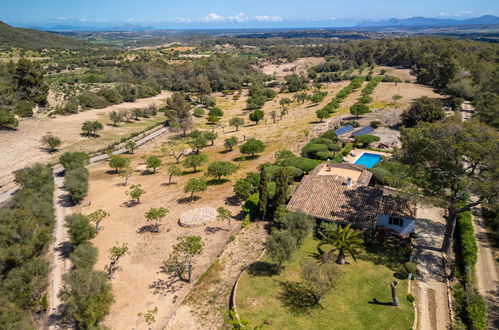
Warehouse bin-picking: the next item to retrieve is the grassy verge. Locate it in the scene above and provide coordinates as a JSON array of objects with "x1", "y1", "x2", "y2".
[{"x1": 237, "y1": 236, "x2": 414, "y2": 330}]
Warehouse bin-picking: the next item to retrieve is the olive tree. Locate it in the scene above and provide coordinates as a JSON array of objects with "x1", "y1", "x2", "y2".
[
  {"x1": 87, "y1": 209, "x2": 109, "y2": 233},
  {"x1": 105, "y1": 243, "x2": 129, "y2": 279},
  {"x1": 41, "y1": 133, "x2": 61, "y2": 152},
  {"x1": 240, "y1": 138, "x2": 266, "y2": 157},
  {"x1": 207, "y1": 161, "x2": 237, "y2": 180},
  {"x1": 184, "y1": 178, "x2": 207, "y2": 201},
  {"x1": 229, "y1": 117, "x2": 245, "y2": 131},
  {"x1": 145, "y1": 207, "x2": 168, "y2": 232},
  {"x1": 166, "y1": 163, "x2": 182, "y2": 184},
  {"x1": 145, "y1": 155, "x2": 162, "y2": 173},
  {"x1": 163, "y1": 236, "x2": 204, "y2": 283},
  {"x1": 126, "y1": 184, "x2": 145, "y2": 204}
]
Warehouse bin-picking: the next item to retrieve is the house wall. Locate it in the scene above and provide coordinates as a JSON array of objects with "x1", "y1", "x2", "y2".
[{"x1": 375, "y1": 214, "x2": 415, "y2": 236}]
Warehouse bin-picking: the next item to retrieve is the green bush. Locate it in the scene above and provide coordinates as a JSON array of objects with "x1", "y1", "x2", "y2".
[
  {"x1": 70, "y1": 243, "x2": 98, "y2": 269},
  {"x1": 342, "y1": 145, "x2": 353, "y2": 156},
  {"x1": 457, "y1": 209, "x2": 478, "y2": 268},
  {"x1": 465, "y1": 288, "x2": 487, "y2": 330},
  {"x1": 0, "y1": 109, "x2": 19, "y2": 129},
  {"x1": 77, "y1": 91, "x2": 110, "y2": 110},
  {"x1": 301, "y1": 143, "x2": 329, "y2": 158},
  {"x1": 64, "y1": 167, "x2": 89, "y2": 204},
  {"x1": 406, "y1": 294, "x2": 415, "y2": 303},
  {"x1": 316, "y1": 151, "x2": 335, "y2": 160},
  {"x1": 60, "y1": 152, "x2": 90, "y2": 171},
  {"x1": 14, "y1": 100, "x2": 35, "y2": 118},
  {"x1": 403, "y1": 262, "x2": 416, "y2": 275},
  {"x1": 243, "y1": 193, "x2": 260, "y2": 220},
  {"x1": 65, "y1": 214, "x2": 95, "y2": 246},
  {"x1": 370, "y1": 120, "x2": 382, "y2": 128},
  {"x1": 285, "y1": 156, "x2": 321, "y2": 173},
  {"x1": 97, "y1": 87, "x2": 123, "y2": 104}
]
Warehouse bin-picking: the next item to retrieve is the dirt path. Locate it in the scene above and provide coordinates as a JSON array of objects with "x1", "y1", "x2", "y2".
[
  {"x1": 472, "y1": 207, "x2": 499, "y2": 328},
  {"x1": 0, "y1": 90, "x2": 171, "y2": 181},
  {"x1": 47, "y1": 169, "x2": 73, "y2": 329},
  {"x1": 414, "y1": 206, "x2": 451, "y2": 330},
  {"x1": 166, "y1": 222, "x2": 268, "y2": 329}
]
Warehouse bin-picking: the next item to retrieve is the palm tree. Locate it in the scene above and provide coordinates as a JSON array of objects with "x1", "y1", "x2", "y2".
[{"x1": 318, "y1": 224, "x2": 363, "y2": 264}]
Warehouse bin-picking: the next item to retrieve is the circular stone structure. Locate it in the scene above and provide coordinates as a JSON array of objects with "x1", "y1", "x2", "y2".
[{"x1": 179, "y1": 207, "x2": 218, "y2": 228}]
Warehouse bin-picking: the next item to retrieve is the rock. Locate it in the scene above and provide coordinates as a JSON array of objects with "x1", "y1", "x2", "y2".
[{"x1": 179, "y1": 207, "x2": 218, "y2": 228}]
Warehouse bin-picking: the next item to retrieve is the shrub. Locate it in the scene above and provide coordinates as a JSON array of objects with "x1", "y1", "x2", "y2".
[
  {"x1": 97, "y1": 87, "x2": 123, "y2": 104},
  {"x1": 70, "y1": 243, "x2": 98, "y2": 269},
  {"x1": 406, "y1": 294, "x2": 415, "y2": 303},
  {"x1": 316, "y1": 151, "x2": 335, "y2": 160},
  {"x1": 14, "y1": 100, "x2": 35, "y2": 117},
  {"x1": 465, "y1": 288, "x2": 487, "y2": 330},
  {"x1": 285, "y1": 156, "x2": 321, "y2": 173},
  {"x1": 193, "y1": 108, "x2": 205, "y2": 117},
  {"x1": 342, "y1": 145, "x2": 353, "y2": 156},
  {"x1": 65, "y1": 214, "x2": 95, "y2": 246},
  {"x1": 403, "y1": 262, "x2": 416, "y2": 275},
  {"x1": 301, "y1": 143, "x2": 329, "y2": 158},
  {"x1": 354, "y1": 134, "x2": 380, "y2": 146},
  {"x1": 0, "y1": 109, "x2": 19, "y2": 129},
  {"x1": 64, "y1": 167, "x2": 89, "y2": 204},
  {"x1": 457, "y1": 210, "x2": 478, "y2": 267},
  {"x1": 59, "y1": 269, "x2": 113, "y2": 328},
  {"x1": 309, "y1": 138, "x2": 334, "y2": 147},
  {"x1": 370, "y1": 120, "x2": 382, "y2": 128},
  {"x1": 77, "y1": 91, "x2": 110, "y2": 110},
  {"x1": 243, "y1": 193, "x2": 260, "y2": 220},
  {"x1": 60, "y1": 152, "x2": 90, "y2": 171},
  {"x1": 63, "y1": 96, "x2": 79, "y2": 114}
]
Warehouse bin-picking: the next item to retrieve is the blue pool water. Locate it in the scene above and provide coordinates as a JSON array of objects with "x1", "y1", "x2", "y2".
[{"x1": 354, "y1": 153, "x2": 382, "y2": 168}]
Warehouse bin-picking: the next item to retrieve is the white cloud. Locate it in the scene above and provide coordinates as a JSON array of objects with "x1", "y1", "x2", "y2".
[
  {"x1": 228, "y1": 13, "x2": 249, "y2": 23},
  {"x1": 439, "y1": 10, "x2": 473, "y2": 17},
  {"x1": 201, "y1": 13, "x2": 225, "y2": 22},
  {"x1": 254, "y1": 15, "x2": 283, "y2": 22},
  {"x1": 78, "y1": 18, "x2": 86, "y2": 22},
  {"x1": 54, "y1": 17, "x2": 68, "y2": 21},
  {"x1": 126, "y1": 18, "x2": 136, "y2": 22},
  {"x1": 172, "y1": 17, "x2": 193, "y2": 23}
]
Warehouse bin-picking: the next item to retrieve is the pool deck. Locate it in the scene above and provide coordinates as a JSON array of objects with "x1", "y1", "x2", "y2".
[{"x1": 346, "y1": 149, "x2": 391, "y2": 164}]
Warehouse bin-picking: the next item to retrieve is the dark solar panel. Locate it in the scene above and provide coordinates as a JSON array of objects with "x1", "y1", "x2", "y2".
[
  {"x1": 352, "y1": 126, "x2": 375, "y2": 136},
  {"x1": 334, "y1": 125, "x2": 354, "y2": 136}
]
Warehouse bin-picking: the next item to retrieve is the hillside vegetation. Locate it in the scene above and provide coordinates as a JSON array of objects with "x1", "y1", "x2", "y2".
[{"x1": 0, "y1": 21, "x2": 90, "y2": 49}]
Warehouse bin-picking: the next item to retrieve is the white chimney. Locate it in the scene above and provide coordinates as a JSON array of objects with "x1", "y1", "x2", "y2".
[{"x1": 346, "y1": 177, "x2": 353, "y2": 187}]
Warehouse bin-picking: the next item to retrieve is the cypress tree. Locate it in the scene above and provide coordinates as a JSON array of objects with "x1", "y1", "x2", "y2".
[
  {"x1": 257, "y1": 166, "x2": 268, "y2": 218},
  {"x1": 274, "y1": 166, "x2": 290, "y2": 208}
]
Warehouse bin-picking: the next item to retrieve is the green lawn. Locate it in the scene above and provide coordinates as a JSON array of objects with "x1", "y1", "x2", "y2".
[{"x1": 236, "y1": 236, "x2": 414, "y2": 330}]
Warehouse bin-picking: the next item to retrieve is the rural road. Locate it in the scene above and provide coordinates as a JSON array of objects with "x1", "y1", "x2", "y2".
[
  {"x1": 472, "y1": 207, "x2": 499, "y2": 328},
  {"x1": 44, "y1": 126, "x2": 169, "y2": 327},
  {"x1": 48, "y1": 168, "x2": 73, "y2": 328}
]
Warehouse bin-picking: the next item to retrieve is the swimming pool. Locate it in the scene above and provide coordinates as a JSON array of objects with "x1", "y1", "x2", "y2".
[{"x1": 354, "y1": 152, "x2": 382, "y2": 168}]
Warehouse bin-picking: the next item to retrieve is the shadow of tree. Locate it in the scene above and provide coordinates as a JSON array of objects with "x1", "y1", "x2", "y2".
[
  {"x1": 368, "y1": 298, "x2": 393, "y2": 306},
  {"x1": 207, "y1": 179, "x2": 230, "y2": 186},
  {"x1": 205, "y1": 226, "x2": 225, "y2": 235},
  {"x1": 122, "y1": 200, "x2": 139, "y2": 208},
  {"x1": 279, "y1": 281, "x2": 319, "y2": 314},
  {"x1": 225, "y1": 195, "x2": 242, "y2": 206},
  {"x1": 137, "y1": 224, "x2": 159, "y2": 234},
  {"x1": 177, "y1": 196, "x2": 201, "y2": 204},
  {"x1": 247, "y1": 261, "x2": 279, "y2": 277}
]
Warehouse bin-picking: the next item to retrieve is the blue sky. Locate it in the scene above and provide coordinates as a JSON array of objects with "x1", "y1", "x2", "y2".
[{"x1": 2, "y1": 0, "x2": 498, "y2": 28}]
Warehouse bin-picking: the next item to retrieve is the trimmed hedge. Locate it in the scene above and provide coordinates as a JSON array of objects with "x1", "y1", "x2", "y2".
[
  {"x1": 456, "y1": 207, "x2": 478, "y2": 268},
  {"x1": 285, "y1": 156, "x2": 321, "y2": 173},
  {"x1": 301, "y1": 143, "x2": 329, "y2": 158}
]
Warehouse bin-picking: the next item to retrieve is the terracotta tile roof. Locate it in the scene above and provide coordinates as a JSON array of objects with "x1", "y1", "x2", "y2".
[
  {"x1": 287, "y1": 174, "x2": 414, "y2": 229},
  {"x1": 287, "y1": 175, "x2": 383, "y2": 228},
  {"x1": 309, "y1": 163, "x2": 373, "y2": 186}
]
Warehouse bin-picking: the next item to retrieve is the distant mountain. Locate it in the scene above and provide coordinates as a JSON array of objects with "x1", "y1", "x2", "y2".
[
  {"x1": 0, "y1": 21, "x2": 90, "y2": 49},
  {"x1": 356, "y1": 15, "x2": 499, "y2": 28}
]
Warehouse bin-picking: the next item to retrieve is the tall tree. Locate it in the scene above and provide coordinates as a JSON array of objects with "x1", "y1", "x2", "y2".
[
  {"x1": 399, "y1": 119, "x2": 499, "y2": 251},
  {"x1": 165, "y1": 92, "x2": 193, "y2": 136},
  {"x1": 401, "y1": 96, "x2": 444, "y2": 128},
  {"x1": 257, "y1": 166, "x2": 269, "y2": 218},
  {"x1": 267, "y1": 230, "x2": 297, "y2": 272}
]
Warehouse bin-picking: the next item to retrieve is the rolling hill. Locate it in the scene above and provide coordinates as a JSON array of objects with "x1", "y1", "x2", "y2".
[{"x1": 0, "y1": 21, "x2": 91, "y2": 49}]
